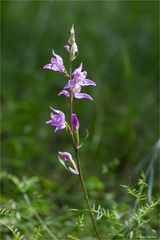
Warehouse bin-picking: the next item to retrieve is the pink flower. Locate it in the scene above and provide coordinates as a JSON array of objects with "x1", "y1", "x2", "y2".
[
  {"x1": 46, "y1": 108, "x2": 66, "y2": 132},
  {"x1": 43, "y1": 50, "x2": 65, "y2": 73},
  {"x1": 72, "y1": 63, "x2": 96, "y2": 87},
  {"x1": 59, "y1": 63, "x2": 95, "y2": 101}
]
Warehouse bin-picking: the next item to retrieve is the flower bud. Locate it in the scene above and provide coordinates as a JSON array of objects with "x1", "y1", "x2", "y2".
[
  {"x1": 58, "y1": 151, "x2": 72, "y2": 161},
  {"x1": 71, "y1": 42, "x2": 78, "y2": 55},
  {"x1": 69, "y1": 25, "x2": 75, "y2": 45},
  {"x1": 69, "y1": 25, "x2": 78, "y2": 61},
  {"x1": 72, "y1": 114, "x2": 79, "y2": 147},
  {"x1": 58, "y1": 151, "x2": 79, "y2": 175},
  {"x1": 72, "y1": 114, "x2": 79, "y2": 131}
]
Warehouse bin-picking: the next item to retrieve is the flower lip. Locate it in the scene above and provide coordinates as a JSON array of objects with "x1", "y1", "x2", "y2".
[{"x1": 58, "y1": 88, "x2": 93, "y2": 101}]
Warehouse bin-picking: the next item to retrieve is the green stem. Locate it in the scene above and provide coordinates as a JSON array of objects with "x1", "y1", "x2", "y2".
[
  {"x1": 75, "y1": 148, "x2": 101, "y2": 240},
  {"x1": 69, "y1": 54, "x2": 101, "y2": 240}
]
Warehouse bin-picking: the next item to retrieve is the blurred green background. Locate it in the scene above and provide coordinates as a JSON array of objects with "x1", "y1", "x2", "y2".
[{"x1": 1, "y1": 1, "x2": 159, "y2": 190}]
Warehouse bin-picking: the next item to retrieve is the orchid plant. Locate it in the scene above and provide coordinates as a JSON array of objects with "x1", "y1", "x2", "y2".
[{"x1": 44, "y1": 25, "x2": 101, "y2": 239}]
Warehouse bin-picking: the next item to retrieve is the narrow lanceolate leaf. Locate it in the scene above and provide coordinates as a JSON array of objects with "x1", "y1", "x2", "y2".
[{"x1": 58, "y1": 156, "x2": 79, "y2": 175}]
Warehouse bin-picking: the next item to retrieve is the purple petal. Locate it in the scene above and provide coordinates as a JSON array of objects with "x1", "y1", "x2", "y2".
[
  {"x1": 58, "y1": 151, "x2": 72, "y2": 161},
  {"x1": 52, "y1": 49, "x2": 63, "y2": 62},
  {"x1": 64, "y1": 80, "x2": 75, "y2": 89},
  {"x1": 46, "y1": 108, "x2": 66, "y2": 132},
  {"x1": 43, "y1": 64, "x2": 53, "y2": 69},
  {"x1": 44, "y1": 49, "x2": 65, "y2": 73},
  {"x1": 43, "y1": 63, "x2": 60, "y2": 72},
  {"x1": 73, "y1": 63, "x2": 83, "y2": 75},
  {"x1": 50, "y1": 108, "x2": 64, "y2": 115},
  {"x1": 52, "y1": 49, "x2": 63, "y2": 64},
  {"x1": 51, "y1": 57, "x2": 57, "y2": 64},
  {"x1": 72, "y1": 114, "x2": 80, "y2": 130},
  {"x1": 55, "y1": 124, "x2": 66, "y2": 132},
  {"x1": 64, "y1": 45, "x2": 70, "y2": 52},
  {"x1": 73, "y1": 70, "x2": 87, "y2": 82},
  {"x1": 50, "y1": 112, "x2": 56, "y2": 119},
  {"x1": 46, "y1": 120, "x2": 54, "y2": 125},
  {"x1": 74, "y1": 92, "x2": 93, "y2": 101},
  {"x1": 81, "y1": 71, "x2": 87, "y2": 78},
  {"x1": 48, "y1": 117, "x2": 60, "y2": 126},
  {"x1": 58, "y1": 90, "x2": 70, "y2": 97},
  {"x1": 71, "y1": 42, "x2": 78, "y2": 53},
  {"x1": 78, "y1": 79, "x2": 96, "y2": 86}
]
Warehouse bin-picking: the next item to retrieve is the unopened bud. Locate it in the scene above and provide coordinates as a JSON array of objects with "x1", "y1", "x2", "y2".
[
  {"x1": 58, "y1": 151, "x2": 79, "y2": 175},
  {"x1": 69, "y1": 25, "x2": 75, "y2": 45},
  {"x1": 72, "y1": 114, "x2": 79, "y2": 131},
  {"x1": 72, "y1": 114, "x2": 79, "y2": 146},
  {"x1": 69, "y1": 25, "x2": 78, "y2": 61},
  {"x1": 58, "y1": 151, "x2": 72, "y2": 161}
]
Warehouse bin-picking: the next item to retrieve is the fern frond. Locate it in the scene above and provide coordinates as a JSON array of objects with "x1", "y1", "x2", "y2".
[
  {"x1": 1, "y1": 221, "x2": 26, "y2": 240},
  {"x1": 0, "y1": 208, "x2": 16, "y2": 217},
  {"x1": 92, "y1": 204, "x2": 121, "y2": 223},
  {"x1": 132, "y1": 200, "x2": 160, "y2": 223},
  {"x1": 1, "y1": 172, "x2": 39, "y2": 193},
  {"x1": 76, "y1": 214, "x2": 84, "y2": 231},
  {"x1": 32, "y1": 226, "x2": 43, "y2": 240},
  {"x1": 67, "y1": 234, "x2": 79, "y2": 240}
]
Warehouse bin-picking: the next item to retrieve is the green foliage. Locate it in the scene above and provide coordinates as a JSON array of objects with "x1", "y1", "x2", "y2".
[
  {"x1": 1, "y1": 222, "x2": 25, "y2": 240},
  {"x1": 67, "y1": 215, "x2": 84, "y2": 240},
  {"x1": 0, "y1": 208, "x2": 16, "y2": 218},
  {"x1": 132, "y1": 201, "x2": 159, "y2": 224},
  {"x1": 71, "y1": 172, "x2": 159, "y2": 239},
  {"x1": 1, "y1": 171, "x2": 159, "y2": 239},
  {"x1": 67, "y1": 235, "x2": 79, "y2": 240},
  {"x1": 32, "y1": 226, "x2": 44, "y2": 240},
  {"x1": 92, "y1": 204, "x2": 121, "y2": 224},
  {"x1": 1, "y1": 172, "x2": 39, "y2": 193},
  {"x1": 121, "y1": 171, "x2": 147, "y2": 201}
]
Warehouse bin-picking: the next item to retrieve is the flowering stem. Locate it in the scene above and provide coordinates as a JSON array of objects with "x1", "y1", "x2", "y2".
[
  {"x1": 69, "y1": 56, "x2": 101, "y2": 240},
  {"x1": 74, "y1": 148, "x2": 101, "y2": 240}
]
